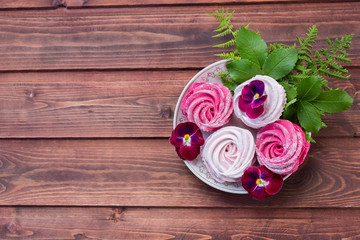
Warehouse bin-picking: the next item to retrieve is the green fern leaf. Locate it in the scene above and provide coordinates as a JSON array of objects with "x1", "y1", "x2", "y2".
[
  {"x1": 213, "y1": 39, "x2": 236, "y2": 48},
  {"x1": 212, "y1": 27, "x2": 234, "y2": 38},
  {"x1": 210, "y1": 8, "x2": 239, "y2": 58}
]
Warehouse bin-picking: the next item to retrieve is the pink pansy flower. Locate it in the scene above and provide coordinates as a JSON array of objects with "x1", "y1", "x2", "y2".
[
  {"x1": 241, "y1": 165, "x2": 283, "y2": 200},
  {"x1": 238, "y1": 80, "x2": 268, "y2": 119},
  {"x1": 170, "y1": 122, "x2": 205, "y2": 161}
]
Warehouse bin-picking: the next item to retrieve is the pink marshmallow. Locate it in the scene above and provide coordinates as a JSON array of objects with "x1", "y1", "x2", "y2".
[
  {"x1": 181, "y1": 82, "x2": 233, "y2": 132},
  {"x1": 256, "y1": 120, "x2": 310, "y2": 175}
]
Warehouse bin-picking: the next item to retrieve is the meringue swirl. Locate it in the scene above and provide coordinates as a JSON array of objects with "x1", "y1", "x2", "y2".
[
  {"x1": 181, "y1": 82, "x2": 233, "y2": 132},
  {"x1": 233, "y1": 75, "x2": 286, "y2": 129},
  {"x1": 202, "y1": 126, "x2": 255, "y2": 182},
  {"x1": 256, "y1": 120, "x2": 311, "y2": 175}
]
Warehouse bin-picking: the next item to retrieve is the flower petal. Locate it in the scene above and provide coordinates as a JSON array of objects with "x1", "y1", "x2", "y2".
[
  {"x1": 241, "y1": 85, "x2": 255, "y2": 101},
  {"x1": 175, "y1": 122, "x2": 198, "y2": 137},
  {"x1": 238, "y1": 96, "x2": 251, "y2": 112},
  {"x1": 250, "y1": 80, "x2": 265, "y2": 96},
  {"x1": 169, "y1": 131, "x2": 183, "y2": 147},
  {"x1": 258, "y1": 165, "x2": 274, "y2": 182},
  {"x1": 190, "y1": 130, "x2": 205, "y2": 147},
  {"x1": 175, "y1": 147, "x2": 185, "y2": 160},
  {"x1": 178, "y1": 145, "x2": 201, "y2": 161},
  {"x1": 265, "y1": 173, "x2": 284, "y2": 195},
  {"x1": 246, "y1": 105, "x2": 264, "y2": 119},
  {"x1": 241, "y1": 166, "x2": 261, "y2": 192},
  {"x1": 251, "y1": 95, "x2": 267, "y2": 108},
  {"x1": 249, "y1": 186, "x2": 270, "y2": 200}
]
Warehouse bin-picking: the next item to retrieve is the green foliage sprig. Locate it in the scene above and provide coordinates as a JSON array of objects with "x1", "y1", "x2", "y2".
[
  {"x1": 208, "y1": 9, "x2": 241, "y2": 60},
  {"x1": 210, "y1": 9, "x2": 354, "y2": 142}
]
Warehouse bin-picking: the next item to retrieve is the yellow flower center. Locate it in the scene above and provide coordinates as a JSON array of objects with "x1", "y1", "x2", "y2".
[
  {"x1": 256, "y1": 178, "x2": 267, "y2": 187},
  {"x1": 184, "y1": 134, "x2": 190, "y2": 141},
  {"x1": 183, "y1": 134, "x2": 191, "y2": 146},
  {"x1": 254, "y1": 93, "x2": 259, "y2": 99}
]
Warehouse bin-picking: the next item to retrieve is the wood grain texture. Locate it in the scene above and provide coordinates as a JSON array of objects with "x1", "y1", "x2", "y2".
[
  {"x1": 0, "y1": 69, "x2": 358, "y2": 138},
  {"x1": 0, "y1": 2, "x2": 359, "y2": 71},
  {"x1": 0, "y1": 207, "x2": 360, "y2": 239},
  {"x1": 1, "y1": 0, "x2": 358, "y2": 9},
  {"x1": 0, "y1": 73, "x2": 185, "y2": 138},
  {"x1": 0, "y1": 137, "x2": 359, "y2": 207}
]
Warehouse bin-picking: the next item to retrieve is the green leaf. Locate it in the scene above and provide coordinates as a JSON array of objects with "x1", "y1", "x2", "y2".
[
  {"x1": 235, "y1": 27, "x2": 268, "y2": 67},
  {"x1": 226, "y1": 59, "x2": 261, "y2": 83},
  {"x1": 297, "y1": 101, "x2": 325, "y2": 134},
  {"x1": 279, "y1": 82, "x2": 297, "y2": 101},
  {"x1": 305, "y1": 132, "x2": 316, "y2": 143},
  {"x1": 296, "y1": 75, "x2": 322, "y2": 101},
  {"x1": 285, "y1": 98, "x2": 297, "y2": 110},
  {"x1": 281, "y1": 104, "x2": 298, "y2": 123},
  {"x1": 262, "y1": 47, "x2": 298, "y2": 80},
  {"x1": 312, "y1": 89, "x2": 353, "y2": 113}
]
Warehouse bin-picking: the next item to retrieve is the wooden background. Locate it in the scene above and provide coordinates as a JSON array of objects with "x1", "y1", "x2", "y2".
[{"x1": 0, "y1": 0, "x2": 359, "y2": 239}]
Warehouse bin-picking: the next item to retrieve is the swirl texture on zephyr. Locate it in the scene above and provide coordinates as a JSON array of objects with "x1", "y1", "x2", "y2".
[
  {"x1": 256, "y1": 120, "x2": 311, "y2": 175},
  {"x1": 233, "y1": 75, "x2": 286, "y2": 129},
  {"x1": 202, "y1": 126, "x2": 255, "y2": 182},
  {"x1": 181, "y1": 82, "x2": 233, "y2": 132}
]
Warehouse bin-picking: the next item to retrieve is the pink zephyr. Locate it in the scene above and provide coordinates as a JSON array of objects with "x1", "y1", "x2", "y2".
[
  {"x1": 256, "y1": 120, "x2": 311, "y2": 175},
  {"x1": 181, "y1": 82, "x2": 233, "y2": 132}
]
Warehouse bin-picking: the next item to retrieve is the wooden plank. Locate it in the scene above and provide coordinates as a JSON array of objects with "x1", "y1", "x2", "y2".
[
  {"x1": 0, "y1": 3, "x2": 359, "y2": 71},
  {"x1": 0, "y1": 0, "x2": 53, "y2": 9},
  {"x1": 0, "y1": 71, "x2": 188, "y2": 138},
  {"x1": 0, "y1": 207, "x2": 359, "y2": 239},
  {"x1": 0, "y1": 137, "x2": 359, "y2": 207},
  {"x1": 0, "y1": 0, "x2": 358, "y2": 9},
  {"x1": 0, "y1": 69, "x2": 358, "y2": 138}
]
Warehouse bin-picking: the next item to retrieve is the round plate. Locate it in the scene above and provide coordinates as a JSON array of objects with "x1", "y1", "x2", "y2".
[{"x1": 173, "y1": 60, "x2": 290, "y2": 194}]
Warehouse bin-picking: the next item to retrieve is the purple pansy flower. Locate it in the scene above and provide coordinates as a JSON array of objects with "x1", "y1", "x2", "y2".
[
  {"x1": 241, "y1": 165, "x2": 283, "y2": 200},
  {"x1": 170, "y1": 122, "x2": 205, "y2": 161},
  {"x1": 238, "y1": 80, "x2": 267, "y2": 119}
]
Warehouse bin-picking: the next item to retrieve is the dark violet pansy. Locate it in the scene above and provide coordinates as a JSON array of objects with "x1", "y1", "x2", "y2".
[
  {"x1": 241, "y1": 165, "x2": 283, "y2": 200},
  {"x1": 238, "y1": 80, "x2": 267, "y2": 119},
  {"x1": 169, "y1": 122, "x2": 205, "y2": 161}
]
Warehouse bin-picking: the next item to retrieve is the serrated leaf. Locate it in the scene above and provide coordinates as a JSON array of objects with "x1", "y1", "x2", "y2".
[
  {"x1": 312, "y1": 89, "x2": 353, "y2": 113},
  {"x1": 262, "y1": 48, "x2": 297, "y2": 80},
  {"x1": 279, "y1": 82, "x2": 297, "y2": 101},
  {"x1": 297, "y1": 101, "x2": 324, "y2": 134},
  {"x1": 226, "y1": 59, "x2": 262, "y2": 83},
  {"x1": 235, "y1": 27, "x2": 268, "y2": 67},
  {"x1": 296, "y1": 75, "x2": 322, "y2": 101}
]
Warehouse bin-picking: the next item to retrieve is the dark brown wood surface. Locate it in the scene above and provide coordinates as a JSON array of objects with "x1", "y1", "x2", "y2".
[
  {"x1": 0, "y1": 3, "x2": 359, "y2": 71},
  {"x1": 0, "y1": 1, "x2": 359, "y2": 239},
  {"x1": 0, "y1": 69, "x2": 358, "y2": 138},
  {"x1": 0, "y1": 138, "x2": 359, "y2": 207},
  {"x1": 1, "y1": 0, "x2": 358, "y2": 9},
  {"x1": 1, "y1": 207, "x2": 359, "y2": 239}
]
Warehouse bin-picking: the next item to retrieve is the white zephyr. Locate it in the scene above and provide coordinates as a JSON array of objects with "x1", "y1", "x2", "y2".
[
  {"x1": 202, "y1": 126, "x2": 255, "y2": 183},
  {"x1": 233, "y1": 75, "x2": 286, "y2": 129}
]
